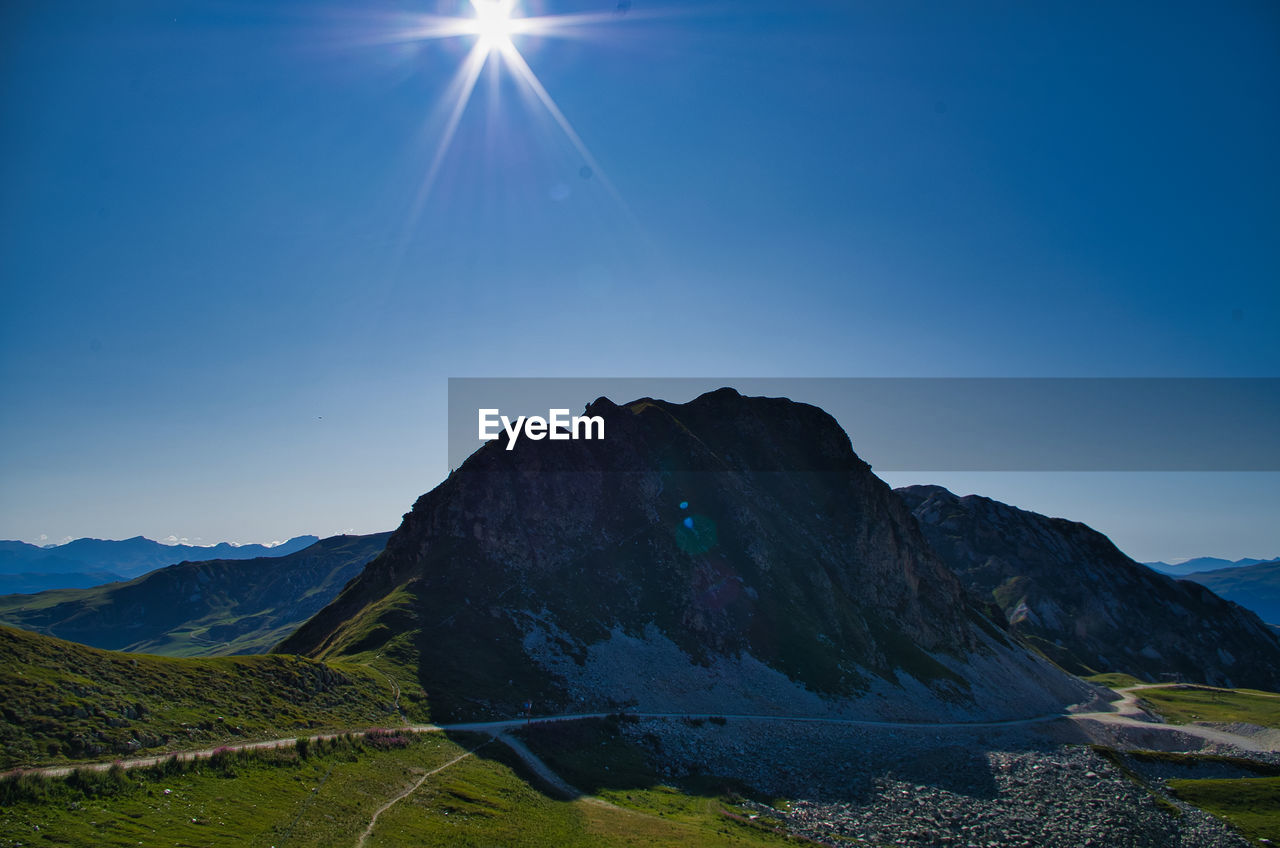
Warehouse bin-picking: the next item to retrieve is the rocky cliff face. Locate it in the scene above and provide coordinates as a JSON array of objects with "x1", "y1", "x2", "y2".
[
  {"x1": 280, "y1": 390, "x2": 1090, "y2": 721},
  {"x1": 897, "y1": 484, "x2": 1280, "y2": 690}
]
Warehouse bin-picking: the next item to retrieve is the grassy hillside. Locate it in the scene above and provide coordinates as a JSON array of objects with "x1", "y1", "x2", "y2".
[
  {"x1": 0, "y1": 625, "x2": 400, "y2": 770},
  {"x1": 1084, "y1": 672, "x2": 1147, "y2": 690},
  {"x1": 0, "y1": 728, "x2": 794, "y2": 847},
  {"x1": 1168, "y1": 777, "x2": 1280, "y2": 844},
  {"x1": 0, "y1": 533, "x2": 389, "y2": 657},
  {"x1": 1136, "y1": 685, "x2": 1280, "y2": 728}
]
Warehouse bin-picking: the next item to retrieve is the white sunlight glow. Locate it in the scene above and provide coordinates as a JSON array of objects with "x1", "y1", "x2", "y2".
[
  {"x1": 384, "y1": 0, "x2": 647, "y2": 237},
  {"x1": 465, "y1": 0, "x2": 521, "y2": 52}
]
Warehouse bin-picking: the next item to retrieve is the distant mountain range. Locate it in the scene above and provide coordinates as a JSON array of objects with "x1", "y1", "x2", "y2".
[
  {"x1": 897, "y1": 485, "x2": 1280, "y2": 690},
  {"x1": 0, "y1": 534, "x2": 320, "y2": 595},
  {"x1": 0, "y1": 533, "x2": 390, "y2": 656},
  {"x1": 1143, "y1": 555, "x2": 1279, "y2": 577},
  {"x1": 1182, "y1": 559, "x2": 1280, "y2": 627}
]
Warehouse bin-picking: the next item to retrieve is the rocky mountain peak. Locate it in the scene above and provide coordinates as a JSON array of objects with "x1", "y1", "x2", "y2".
[{"x1": 280, "y1": 391, "x2": 1088, "y2": 721}]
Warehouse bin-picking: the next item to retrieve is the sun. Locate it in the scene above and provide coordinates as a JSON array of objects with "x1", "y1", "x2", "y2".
[
  {"x1": 467, "y1": 0, "x2": 520, "y2": 52},
  {"x1": 373, "y1": 0, "x2": 649, "y2": 235}
]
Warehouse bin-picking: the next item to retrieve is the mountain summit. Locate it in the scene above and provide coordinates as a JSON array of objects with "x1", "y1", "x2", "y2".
[
  {"x1": 280, "y1": 389, "x2": 1089, "y2": 721},
  {"x1": 897, "y1": 484, "x2": 1280, "y2": 690}
]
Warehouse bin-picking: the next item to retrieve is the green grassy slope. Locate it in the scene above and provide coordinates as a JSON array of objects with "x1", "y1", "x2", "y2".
[
  {"x1": 0, "y1": 625, "x2": 398, "y2": 770},
  {"x1": 1136, "y1": 685, "x2": 1280, "y2": 728},
  {"x1": 0, "y1": 729, "x2": 796, "y2": 848},
  {"x1": 1084, "y1": 672, "x2": 1147, "y2": 690},
  {"x1": 1168, "y1": 777, "x2": 1280, "y2": 844}
]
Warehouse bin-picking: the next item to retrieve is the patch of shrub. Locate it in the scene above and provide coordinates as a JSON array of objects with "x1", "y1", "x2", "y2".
[
  {"x1": 0, "y1": 771, "x2": 56, "y2": 805},
  {"x1": 364, "y1": 729, "x2": 410, "y2": 750},
  {"x1": 209, "y1": 746, "x2": 239, "y2": 777}
]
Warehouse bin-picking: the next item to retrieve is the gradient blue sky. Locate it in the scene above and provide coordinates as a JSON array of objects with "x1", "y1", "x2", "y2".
[{"x1": 2, "y1": 0, "x2": 1277, "y2": 560}]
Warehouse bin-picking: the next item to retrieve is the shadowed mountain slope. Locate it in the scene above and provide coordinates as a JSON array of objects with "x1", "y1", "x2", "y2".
[{"x1": 897, "y1": 484, "x2": 1280, "y2": 690}]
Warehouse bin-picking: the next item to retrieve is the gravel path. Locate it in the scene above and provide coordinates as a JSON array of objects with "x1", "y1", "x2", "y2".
[
  {"x1": 1071, "y1": 684, "x2": 1275, "y2": 752},
  {"x1": 491, "y1": 732, "x2": 581, "y2": 799}
]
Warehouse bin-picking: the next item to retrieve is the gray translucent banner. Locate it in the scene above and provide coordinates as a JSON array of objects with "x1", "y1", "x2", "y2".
[{"x1": 447, "y1": 378, "x2": 1280, "y2": 472}]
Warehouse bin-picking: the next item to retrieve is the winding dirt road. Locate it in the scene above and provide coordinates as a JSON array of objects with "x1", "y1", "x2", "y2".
[
  {"x1": 7, "y1": 684, "x2": 1275, "y2": 782},
  {"x1": 1069, "y1": 683, "x2": 1275, "y2": 753}
]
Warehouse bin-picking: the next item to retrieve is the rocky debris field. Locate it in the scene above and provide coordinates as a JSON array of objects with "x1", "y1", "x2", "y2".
[
  {"x1": 623, "y1": 717, "x2": 1257, "y2": 848},
  {"x1": 768, "y1": 747, "x2": 1248, "y2": 848}
]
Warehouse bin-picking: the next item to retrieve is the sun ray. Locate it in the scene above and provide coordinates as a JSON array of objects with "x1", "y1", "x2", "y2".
[
  {"x1": 337, "y1": 14, "x2": 482, "y2": 49},
  {"x1": 496, "y1": 39, "x2": 627, "y2": 210},
  {"x1": 509, "y1": 8, "x2": 686, "y2": 36},
  {"x1": 396, "y1": 40, "x2": 490, "y2": 254}
]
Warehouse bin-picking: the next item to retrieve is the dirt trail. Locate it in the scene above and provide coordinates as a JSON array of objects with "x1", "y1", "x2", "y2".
[
  {"x1": 361, "y1": 660, "x2": 404, "y2": 725},
  {"x1": 354, "y1": 743, "x2": 487, "y2": 848}
]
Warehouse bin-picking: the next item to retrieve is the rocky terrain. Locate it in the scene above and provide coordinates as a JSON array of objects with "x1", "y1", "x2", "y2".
[
  {"x1": 897, "y1": 484, "x2": 1280, "y2": 690},
  {"x1": 280, "y1": 389, "x2": 1090, "y2": 722},
  {"x1": 621, "y1": 716, "x2": 1264, "y2": 848}
]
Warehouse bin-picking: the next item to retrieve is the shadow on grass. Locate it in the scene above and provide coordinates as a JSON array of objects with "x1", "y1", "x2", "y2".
[
  {"x1": 458, "y1": 715, "x2": 1011, "y2": 808},
  {"x1": 442, "y1": 729, "x2": 580, "y2": 801}
]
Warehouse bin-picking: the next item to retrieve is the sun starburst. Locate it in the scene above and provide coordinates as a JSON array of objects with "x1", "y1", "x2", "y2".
[{"x1": 381, "y1": 0, "x2": 647, "y2": 239}]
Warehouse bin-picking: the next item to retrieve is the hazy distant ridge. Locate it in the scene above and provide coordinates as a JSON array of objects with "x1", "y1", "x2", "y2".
[
  {"x1": 1183, "y1": 559, "x2": 1280, "y2": 626},
  {"x1": 0, "y1": 534, "x2": 320, "y2": 595},
  {"x1": 1144, "y1": 555, "x2": 1278, "y2": 577}
]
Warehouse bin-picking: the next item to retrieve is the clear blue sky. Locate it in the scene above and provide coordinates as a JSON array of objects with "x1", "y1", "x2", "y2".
[{"x1": 2, "y1": 0, "x2": 1277, "y2": 560}]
